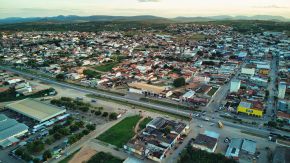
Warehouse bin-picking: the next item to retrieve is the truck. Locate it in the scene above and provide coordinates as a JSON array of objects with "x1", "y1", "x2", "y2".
[{"x1": 218, "y1": 121, "x2": 224, "y2": 128}]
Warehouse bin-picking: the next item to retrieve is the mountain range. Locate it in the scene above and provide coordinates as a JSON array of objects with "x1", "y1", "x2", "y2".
[{"x1": 0, "y1": 15, "x2": 289, "y2": 24}]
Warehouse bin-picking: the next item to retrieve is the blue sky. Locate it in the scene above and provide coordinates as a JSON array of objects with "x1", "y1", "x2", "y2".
[{"x1": 0, "y1": 0, "x2": 289, "y2": 18}]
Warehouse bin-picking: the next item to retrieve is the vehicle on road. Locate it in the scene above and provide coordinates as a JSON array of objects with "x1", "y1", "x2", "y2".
[
  {"x1": 198, "y1": 124, "x2": 203, "y2": 128},
  {"x1": 203, "y1": 117, "x2": 209, "y2": 121},
  {"x1": 218, "y1": 121, "x2": 224, "y2": 128}
]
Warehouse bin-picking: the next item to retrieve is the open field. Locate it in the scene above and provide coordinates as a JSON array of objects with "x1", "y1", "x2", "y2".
[
  {"x1": 69, "y1": 146, "x2": 97, "y2": 163},
  {"x1": 97, "y1": 115, "x2": 141, "y2": 148},
  {"x1": 94, "y1": 62, "x2": 119, "y2": 72}
]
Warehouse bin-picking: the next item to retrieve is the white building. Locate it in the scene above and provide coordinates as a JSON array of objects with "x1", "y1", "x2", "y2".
[
  {"x1": 278, "y1": 82, "x2": 287, "y2": 99},
  {"x1": 241, "y1": 68, "x2": 255, "y2": 76},
  {"x1": 230, "y1": 80, "x2": 241, "y2": 93}
]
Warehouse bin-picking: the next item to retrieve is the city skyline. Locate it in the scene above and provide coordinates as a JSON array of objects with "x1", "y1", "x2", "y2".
[{"x1": 0, "y1": 0, "x2": 290, "y2": 18}]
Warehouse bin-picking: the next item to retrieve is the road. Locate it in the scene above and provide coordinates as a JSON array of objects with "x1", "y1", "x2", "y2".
[{"x1": 266, "y1": 55, "x2": 278, "y2": 119}]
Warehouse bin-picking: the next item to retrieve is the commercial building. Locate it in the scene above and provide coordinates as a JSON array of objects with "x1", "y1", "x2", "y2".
[
  {"x1": 5, "y1": 98, "x2": 66, "y2": 123},
  {"x1": 237, "y1": 101, "x2": 263, "y2": 117},
  {"x1": 230, "y1": 80, "x2": 241, "y2": 93},
  {"x1": 225, "y1": 138, "x2": 257, "y2": 161},
  {"x1": 278, "y1": 82, "x2": 287, "y2": 99},
  {"x1": 0, "y1": 114, "x2": 29, "y2": 148}
]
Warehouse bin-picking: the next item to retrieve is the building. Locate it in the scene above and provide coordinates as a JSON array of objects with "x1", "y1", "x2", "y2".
[
  {"x1": 278, "y1": 82, "x2": 287, "y2": 99},
  {"x1": 124, "y1": 117, "x2": 188, "y2": 162},
  {"x1": 0, "y1": 114, "x2": 29, "y2": 148},
  {"x1": 237, "y1": 101, "x2": 263, "y2": 117},
  {"x1": 192, "y1": 130, "x2": 219, "y2": 153},
  {"x1": 230, "y1": 80, "x2": 241, "y2": 93},
  {"x1": 241, "y1": 68, "x2": 255, "y2": 76},
  {"x1": 225, "y1": 138, "x2": 256, "y2": 161},
  {"x1": 5, "y1": 98, "x2": 66, "y2": 123}
]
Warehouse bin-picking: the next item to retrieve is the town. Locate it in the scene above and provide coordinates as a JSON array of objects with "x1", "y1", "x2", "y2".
[{"x1": 0, "y1": 22, "x2": 289, "y2": 163}]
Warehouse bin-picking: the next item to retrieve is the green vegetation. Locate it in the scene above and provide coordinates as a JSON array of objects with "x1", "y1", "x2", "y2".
[
  {"x1": 0, "y1": 87, "x2": 56, "y2": 102},
  {"x1": 86, "y1": 94, "x2": 190, "y2": 120},
  {"x1": 94, "y1": 62, "x2": 119, "y2": 72},
  {"x1": 207, "y1": 87, "x2": 219, "y2": 97},
  {"x1": 97, "y1": 115, "x2": 141, "y2": 148},
  {"x1": 87, "y1": 152, "x2": 123, "y2": 163},
  {"x1": 83, "y1": 69, "x2": 102, "y2": 79},
  {"x1": 50, "y1": 97, "x2": 91, "y2": 112},
  {"x1": 179, "y1": 146, "x2": 236, "y2": 163},
  {"x1": 139, "y1": 117, "x2": 153, "y2": 130},
  {"x1": 173, "y1": 77, "x2": 186, "y2": 87}
]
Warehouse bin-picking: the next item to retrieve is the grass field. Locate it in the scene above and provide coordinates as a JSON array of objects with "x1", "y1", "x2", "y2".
[
  {"x1": 87, "y1": 152, "x2": 123, "y2": 163},
  {"x1": 94, "y1": 62, "x2": 119, "y2": 72},
  {"x1": 97, "y1": 115, "x2": 141, "y2": 148}
]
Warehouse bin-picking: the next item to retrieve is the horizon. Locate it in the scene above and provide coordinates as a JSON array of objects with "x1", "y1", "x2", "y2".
[{"x1": 1, "y1": 0, "x2": 290, "y2": 19}]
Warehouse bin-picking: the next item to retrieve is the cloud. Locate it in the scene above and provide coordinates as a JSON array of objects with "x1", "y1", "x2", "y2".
[
  {"x1": 253, "y1": 5, "x2": 287, "y2": 9},
  {"x1": 138, "y1": 0, "x2": 160, "y2": 2}
]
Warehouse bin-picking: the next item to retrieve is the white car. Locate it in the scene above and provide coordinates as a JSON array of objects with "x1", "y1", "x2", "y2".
[{"x1": 55, "y1": 155, "x2": 61, "y2": 159}]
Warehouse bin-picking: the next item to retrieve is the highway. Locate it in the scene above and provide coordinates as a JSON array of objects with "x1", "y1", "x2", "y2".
[{"x1": 1, "y1": 66, "x2": 289, "y2": 138}]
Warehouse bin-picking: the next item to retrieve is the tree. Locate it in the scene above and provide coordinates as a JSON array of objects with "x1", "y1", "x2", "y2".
[
  {"x1": 56, "y1": 73, "x2": 65, "y2": 80},
  {"x1": 95, "y1": 110, "x2": 102, "y2": 116},
  {"x1": 102, "y1": 112, "x2": 109, "y2": 117},
  {"x1": 267, "y1": 121, "x2": 277, "y2": 128},
  {"x1": 173, "y1": 77, "x2": 186, "y2": 88},
  {"x1": 109, "y1": 112, "x2": 118, "y2": 120},
  {"x1": 43, "y1": 150, "x2": 52, "y2": 161},
  {"x1": 86, "y1": 124, "x2": 96, "y2": 131}
]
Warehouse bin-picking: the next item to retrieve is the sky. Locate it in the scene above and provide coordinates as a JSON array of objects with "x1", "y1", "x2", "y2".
[{"x1": 0, "y1": 0, "x2": 290, "y2": 19}]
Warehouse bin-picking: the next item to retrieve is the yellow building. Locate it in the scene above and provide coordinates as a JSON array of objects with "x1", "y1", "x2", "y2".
[
  {"x1": 259, "y1": 69, "x2": 269, "y2": 75},
  {"x1": 237, "y1": 101, "x2": 263, "y2": 117}
]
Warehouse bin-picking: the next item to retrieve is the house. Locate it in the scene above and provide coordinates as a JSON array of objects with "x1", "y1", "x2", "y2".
[
  {"x1": 237, "y1": 101, "x2": 263, "y2": 117},
  {"x1": 192, "y1": 130, "x2": 219, "y2": 153},
  {"x1": 124, "y1": 117, "x2": 188, "y2": 162}
]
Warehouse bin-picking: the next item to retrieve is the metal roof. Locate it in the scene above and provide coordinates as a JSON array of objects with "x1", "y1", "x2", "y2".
[
  {"x1": 6, "y1": 98, "x2": 66, "y2": 122},
  {"x1": 0, "y1": 114, "x2": 28, "y2": 142}
]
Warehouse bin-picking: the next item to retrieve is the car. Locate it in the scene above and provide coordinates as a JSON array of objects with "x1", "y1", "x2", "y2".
[
  {"x1": 55, "y1": 154, "x2": 61, "y2": 159},
  {"x1": 210, "y1": 123, "x2": 215, "y2": 126},
  {"x1": 224, "y1": 137, "x2": 230, "y2": 143},
  {"x1": 91, "y1": 99, "x2": 97, "y2": 103},
  {"x1": 198, "y1": 124, "x2": 203, "y2": 128}
]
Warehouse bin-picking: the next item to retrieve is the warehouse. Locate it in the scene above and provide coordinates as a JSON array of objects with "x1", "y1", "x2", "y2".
[
  {"x1": 0, "y1": 114, "x2": 28, "y2": 148},
  {"x1": 5, "y1": 98, "x2": 66, "y2": 123}
]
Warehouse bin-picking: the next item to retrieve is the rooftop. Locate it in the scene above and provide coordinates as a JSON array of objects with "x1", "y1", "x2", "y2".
[{"x1": 6, "y1": 98, "x2": 66, "y2": 122}]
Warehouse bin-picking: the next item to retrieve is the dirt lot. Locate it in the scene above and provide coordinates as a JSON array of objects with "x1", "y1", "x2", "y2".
[{"x1": 69, "y1": 146, "x2": 97, "y2": 163}]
